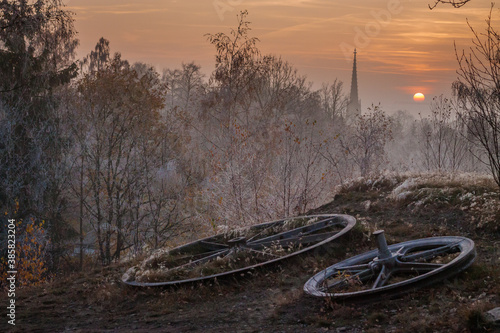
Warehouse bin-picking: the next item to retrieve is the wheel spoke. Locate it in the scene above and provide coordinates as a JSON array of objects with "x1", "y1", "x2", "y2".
[
  {"x1": 172, "y1": 248, "x2": 228, "y2": 262},
  {"x1": 200, "y1": 241, "x2": 229, "y2": 251},
  {"x1": 393, "y1": 246, "x2": 405, "y2": 256},
  {"x1": 335, "y1": 264, "x2": 370, "y2": 272},
  {"x1": 396, "y1": 261, "x2": 443, "y2": 273},
  {"x1": 300, "y1": 221, "x2": 342, "y2": 236},
  {"x1": 247, "y1": 237, "x2": 301, "y2": 250},
  {"x1": 246, "y1": 222, "x2": 303, "y2": 244},
  {"x1": 372, "y1": 265, "x2": 391, "y2": 289},
  {"x1": 246, "y1": 223, "x2": 280, "y2": 242},
  {"x1": 248, "y1": 231, "x2": 340, "y2": 250},
  {"x1": 249, "y1": 217, "x2": 334, "y2": 245},
  {"x1": 170, "y1": 249, "x2": 229, "y2": 271},
  {"x1": 322, "y1": 269, "x2": 372, "y2": 292},
  {"x1": 401, "y1": 243, "x2": 460, "y2": 262}
]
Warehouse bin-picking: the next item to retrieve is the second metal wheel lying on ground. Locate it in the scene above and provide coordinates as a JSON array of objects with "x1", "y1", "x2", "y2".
[
  {"x1": 123, "y1": 214, "x2": 356, "y2": 286},
  {"x1": 303, "y1": 230, "x2": 476, "y2": 302}
]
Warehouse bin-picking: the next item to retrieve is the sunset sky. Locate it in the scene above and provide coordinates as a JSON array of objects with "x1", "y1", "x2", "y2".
[{"x1": 67, "y1": 0, "x2": 498, "y2": 115}]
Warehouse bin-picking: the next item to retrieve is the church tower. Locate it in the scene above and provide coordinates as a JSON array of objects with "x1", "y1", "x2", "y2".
[{"x1": 346, "y1": 49, "x2": 361, "y2": 120}]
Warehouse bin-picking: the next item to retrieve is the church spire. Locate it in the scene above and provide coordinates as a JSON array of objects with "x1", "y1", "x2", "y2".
[
  {"x1": 346, "y1": 49, "x2": 361, "y2": 119},
  {"x1": 350, "y1": 49, "x2": 358, "y2": 103}
]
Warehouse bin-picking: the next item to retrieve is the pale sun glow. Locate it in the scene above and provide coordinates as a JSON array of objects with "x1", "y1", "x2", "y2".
[{"x1": 413, "y1": 92, "x2": 425, "y2": 102}]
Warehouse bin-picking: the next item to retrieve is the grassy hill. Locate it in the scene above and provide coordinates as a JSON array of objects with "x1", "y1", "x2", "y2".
[{"x1": 3, "y1": 172, "x2": 499, "y2": 332}]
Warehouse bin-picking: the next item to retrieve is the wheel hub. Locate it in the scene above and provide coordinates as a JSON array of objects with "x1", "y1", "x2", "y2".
[{"x1": 371, "y1": 230, "x2": 397, "y2": 270}]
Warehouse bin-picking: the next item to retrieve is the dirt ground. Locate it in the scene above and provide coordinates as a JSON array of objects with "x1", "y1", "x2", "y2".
[{"x1": 2, "y1": 177, "x2": 500, "y2": 332}]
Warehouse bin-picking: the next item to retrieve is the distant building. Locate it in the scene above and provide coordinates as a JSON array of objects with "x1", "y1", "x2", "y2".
[{"x1": 346, "y1": 49, "x2": 361, "y2": 120}]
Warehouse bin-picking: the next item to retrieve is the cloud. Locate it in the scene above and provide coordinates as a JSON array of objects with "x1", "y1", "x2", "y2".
[
  {"x1": 68, "y1": 5, "x2": 169, "y2": 15},
  {"x1": 69, "y1": 0, "x2": 499, "y2": 115}
]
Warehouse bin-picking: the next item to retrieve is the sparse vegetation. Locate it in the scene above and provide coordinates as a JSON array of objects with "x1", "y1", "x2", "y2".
[{"x1": 2, "y1": 172, "x2": 498, "y2": 332}]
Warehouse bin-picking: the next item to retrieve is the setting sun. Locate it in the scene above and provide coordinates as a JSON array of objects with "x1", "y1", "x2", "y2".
[{"x1": 413, "y1": 92, "x2": 425, "y2": 102}]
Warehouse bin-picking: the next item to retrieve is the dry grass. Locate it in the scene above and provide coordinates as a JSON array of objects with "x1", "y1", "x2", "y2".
[
  {"x1": 458, "y1": 300, "x2": 497, "y2": 333},
  {"x1": 5, "y1": 171, "x2": 500, "y2": 333}
]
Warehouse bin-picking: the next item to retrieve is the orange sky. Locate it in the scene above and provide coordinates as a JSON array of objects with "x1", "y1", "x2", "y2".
[{"x1": 67, "y1": 0, "x2": 497, "y2": 115}]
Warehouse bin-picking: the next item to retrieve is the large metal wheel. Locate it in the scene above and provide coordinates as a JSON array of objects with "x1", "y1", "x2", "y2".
[
  {"x1": 304, "y1": 230, "x2": 476, "y2": 302},
  {"x1": 123, "y1": 214, "x2": 356, "y2": 286}
]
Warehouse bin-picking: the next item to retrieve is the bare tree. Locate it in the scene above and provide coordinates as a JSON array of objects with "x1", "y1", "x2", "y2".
[
  {"x1": 320, "y1": 80, "x2": 348, "y2": 123},
  {"x1": 453, "y1": 7, "x2": 500, "y2": 188},
  {"x1": 429, "y1": 0, "x2": 470, "y2": 10},
  {"x1": 202, "y1": 11, "x2": 264, "y2": 226},
  {"x1": 253, "y1": 55, "x2": 303, "y2": 119},
  {"x1": 419, "y1": 95, "x2": 470, "y2": 172},
  {"x1": 73, "y1": 42, "x2": 168, "y2": 264},
  {"x1": 386, "y1": 110, "x2": 420, "y2": 172},
  {"x1": 205, "y1": 9, "x2": 260, "y2": 130},
  {"x1": 339, "y1": 105, "x2": 393, "y2": 177},
  {"x1": 272, "y1": 116, "x2": 330, "y2": 217}
]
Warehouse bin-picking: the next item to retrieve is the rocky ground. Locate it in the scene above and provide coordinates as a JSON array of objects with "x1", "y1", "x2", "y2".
[{"x1": 2, "y1": 173, "x2": 500, "y2": 332}]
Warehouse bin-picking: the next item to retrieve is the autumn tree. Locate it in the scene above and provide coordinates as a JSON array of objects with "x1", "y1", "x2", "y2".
[
  {"x1": 195, "y1": 11, "x2": 340, "y2": 226},
  {"x1": 201, "y1": 11, "x2": 264, "y2": 225},
  {"x1": 0, "y1": 215, "x2": 50, "y2": 289},
  {"x1": 70, "y1": 40, "x2": 170, "y2": 264},
  {"x1": 206, "y1": 10, "x2": 259, "y2": 111}
]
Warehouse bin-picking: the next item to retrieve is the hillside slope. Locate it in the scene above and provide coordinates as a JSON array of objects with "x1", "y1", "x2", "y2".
[{"x1": 3, "y1": 173, "x2": 500, "y2": 333}]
